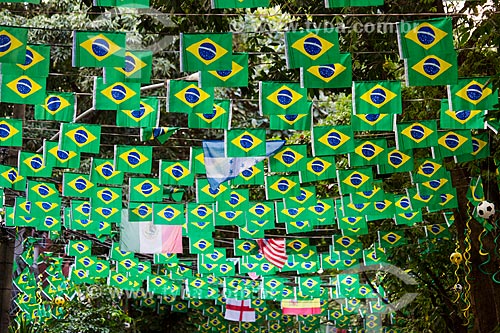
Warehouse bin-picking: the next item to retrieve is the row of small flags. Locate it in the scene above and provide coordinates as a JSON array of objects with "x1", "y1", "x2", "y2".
[
  {"x1": 13, "y1": 238, "x2": 404, "y2": 332},
  {"x1": 0, "y1": 0, "x2": 385, "y2": 9}
]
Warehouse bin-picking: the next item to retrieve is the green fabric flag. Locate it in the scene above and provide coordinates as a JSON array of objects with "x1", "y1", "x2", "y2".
[
  {"x1": 180, "y1": 33, "x2": 232, "y2": 72},
  {"x1": 18, "y1": 151, "x2": 52, "y2": 177},
  {"x1": 285, "y1": 186, "x2": 316, "y2": 208},
  {"x1": 269, "y1": 110, "x2": 311, "y2": 131},
  {"x1": 378, "y1": 230, "x2": 407, "y2": 248},
  {"x1": 397, "y1": 17, "x2": 453, "y2": 59},
  {"x1": 189, "y1": 236, "x2": 215, "y2": 254},
  {"x1": 167, "y1": 80, "x2": 214, "y2": 113},
  {"x1": 0, "y1": 118, "x2": 22, "y2": 146},
  {"x1": 90, "y1": 158, "x2": 123, "y2": 185},
  {"x1": 285, "y1": 29, "x2": 340, "y2": 69},
  {"x1": 377, "y1": 148, "x2": 413, "y2": 174},
  {"x1": 326, "y1": 0, "x2": 383, "y2": 8},
  {"x1": 337, "y1": 167, "x2": 373, "y2": 195},
  {"x1": 43, "y1": 140, "x2": 80, "y2": 169},
  {"x1": 116, "y1": 97, "x2": 160, "y2": 128},
  {"x1": 299, "y1": 155, "x2": 337, "y2": 183},
  {"x1": 395, "y1": 120, "x2": 438, "y2": 150},
  {"x1": 434, "y1": 129, "x2": 473, "y2": 158},
  {"x1": 71, "y1": 200, "x2": 91, "y2": 221},
  {"x1": 0, "y1": 26, "x2": 28, "y2": 63},
  {"x1": 259, "y1": 81, "x2": 308, "y2": 115},
  {"x1": 265, "y1": 174, "x2": 300, "y2": 200},
  {"x1": 140, "y1": 127, "x2": 178, "y2": 144},
  {"x1": 312, "y1": 124, "x2": 355, "y2": 155},
  {"x1": 188, "y1": 99, "x2": 231, "y2": 129},
  {"x1": 153, "y1": 203, "x2": 185, "y2": 225},
  {"x1": 300, "y1": 53, "x2": 352, "y2": 88},
  {"x1": 230, "y1": 161, "x2": 265, "y2": 185},
  {"x1": 225, "y1": 128, "x2": 266, "y2": 157},
  {"x1": 268, "y1": 144, "x2": 307, "y2": 172},
  {"x1": 190, "y1": 146, "x2": 206, "y2": 175},
  {"x1": 440, "y1": 98, "x2": 485, "y2": 130},
  {"x1": 59, "y1": 123, "x2": 101, "y2": 154},
  {"x1": 62, "y1": 173, "x2": 94, "y2": 198},
  {"x1": 104, "y1": 50, "x2": 152, "y2": 83},
  {"x1": 93, "y1": 77, "x2": 141, "y2": 110},
  {"x1": 246, "y1": 201, "x2": 275, "y2": 230},
  {"x1": 466, "y1": 176, "x2": 484, "y2": 205},
  {"x1": 411, "y1": 158, "x2": 448, "y2": 183},
  {"x1": 66, "y1": 240, "x2": 92, "y2": 256},
  {"x1": 114, "y1": 145, "x2": 152, "y2": 174},
  {"x1": 425, "y1": 224, "x2": 451, "y2": 239},
  {"x1": 406, "y1": 187, "x2": 439, "y2": 210},
  {"x1": 310, "y1": 198, "x2": 335, "y2": 226},
  {"x1": 455, "y1": 132, "x2": 489, "y2": 163},
  {"x1": 353, "y1": 81, "x2": 402, "y2": 114},
  {"x1": 0, "y1": 165, "x2": 25, "y2": 190},
  {"x1": 199, "y1": 53, "x2": 248, "y2": 88},
  {"x1": 196, "y1": 178, "x2": 228, "y2": 203},
  {"x1": 1, "y1": 44, "x2": 50, "y2": 77},
  {"x1": 216, "y1": 210, "x2": 245, "y2": 227},
  {"x1": 405, "y1": 52, "x2": 457, "y2": 87},
  {"x1": 217, "y1": 188, "x2": 249, "y2": 211},
  {"x1": 26, "y1": 180, "x2": 59, "y2": 203},
  {"x1": 211, "y1": 0, "x2": 269, "y2": 8},
  {"x1": 129, "y1": 177, "x2": 162, "y2": 202},
  {"x1": 351, "y1": 113, "x2": 394, "y2": 132},
  {"x1": 91, "y1": 186, "x2": 122, "y2": 211},
  {"x1": 349, "y1": 138, "x2": 388, "y2": 167},
  {"x1": 160, "y1": 160, "x2": 194, "y2": 186},
  {"x1": 349, "y1": 180, "x2": 384, "y2": 204},
  {"x1": 0, "y1": 74, "x2": 46, "y2": 105},
  {"x1": 128, "y1": 202, "x2": 152, "y2": 222},
  {"x1": 448, "y1": 77, "x2": 498, "y2": 111},
  {"x1": 93, "y1": 0, "x2": 150, "y2": 8},
  {"x1": 35, "y1": 92, "x2": 76, "y2": 122},
  {"x1": 72, "y1": 31, "x2": 126, "y2": 68}
]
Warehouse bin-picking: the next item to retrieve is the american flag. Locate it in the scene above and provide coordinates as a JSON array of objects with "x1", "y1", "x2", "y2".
[{"x1": 257, "y1": 238, "x2": 287, "y2": 268}]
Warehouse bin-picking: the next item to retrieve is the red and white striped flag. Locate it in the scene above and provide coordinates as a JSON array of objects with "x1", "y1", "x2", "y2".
[
  {"x1": 224, "y1": 298, "x2": 255, "y2": 322},
  {"x1": 257, "y1": 238, "x2": 287, "y2": 269}
]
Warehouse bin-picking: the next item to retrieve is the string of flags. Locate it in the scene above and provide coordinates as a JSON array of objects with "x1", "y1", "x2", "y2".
[{"x1": 0, "y1": 3, "x2": 497, "y2": 332}]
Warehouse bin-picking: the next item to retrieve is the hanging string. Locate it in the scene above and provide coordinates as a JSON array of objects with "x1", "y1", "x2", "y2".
[{"x1": 461, "y1": 201, "x2": 473, "y2": 326}]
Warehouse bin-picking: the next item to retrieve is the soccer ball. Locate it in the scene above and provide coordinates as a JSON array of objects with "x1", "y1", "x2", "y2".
[
  {"x1": 54, "y1": 296, "x2": 65, "y2": 306},
  {"x1": 450, "y1": 252, "x2": 463, "y2": 265},
  {"x1": 477, "y1": 200, "x2": 495, "y2": 219},
  {"x1": 453, "y1": 283, "x2": 463, "y2": 293}
]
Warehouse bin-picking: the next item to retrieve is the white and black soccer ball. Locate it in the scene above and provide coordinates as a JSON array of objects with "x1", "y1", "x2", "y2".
[
  {"x1": 453, "y1": 283, "x2": 463, "y2": 293},
  {"x1": 477, "y1": 200, "x2": 495, "y2": 219}
]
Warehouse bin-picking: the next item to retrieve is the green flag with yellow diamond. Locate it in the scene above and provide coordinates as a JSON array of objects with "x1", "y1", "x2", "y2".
[
  {"x1": 447, "y1": 77, "x2": 498, "y2": 111},
  {"x1": 114, "y1": 145, "x2": 152, "y2": 174},
  {"x1": 35, "y1": 92, "x2": 76, "y2": 122},
  {"x1": 188, "y1": 99, "x2": 231, "y2": 129},
  {"x1": 116, "y1": 97, "x2": 160, "y2": 128},
  {"x1": 225, "y1": 128, "x2": 266, "y2": 157},
  {"x1": 180, "y1": 33, "x2": 232, "y2": 72},
  {"x1": 0, "y1": 26, "x2": 28, "y2": 63},
  {"x1": 397, "y1": 17, "x2": 453, "y2": 59},
  {"x1": 104, "y1": 50, "x2": 152, "y2": 83},
  {"x1": 353, "y1": 81, "x2": 402, "y2": 114},
  {"x1": 405, "y1": 52, "x2": 457, "y2": 87},
  {"x1": 167, "y1": 80, "x2": 214, "y2": 113},
  {"x1": 72, "y1": 30, "x2": 126, "y2": 68},
  {"x1": 285, "y1": 28, "x2": 340, "y2": 69},
  {"x1": 43, "y1": 140, "x2": 80, "y2": 169},
  {"x1": 259, "y1": 81, "x2": 308, "y2": 115},
  {"x1": 59, "y1": 123, "x2": 101, "y2": 154},
  {"x1": 199, "y1": 53, "x2": 248, "y2": 88},
  {"x1": 0, "y1": 74, "x2": 46, "y2": 105},
  {"x1": 0, "y1": 118, "x2": 22, "y2": 146},
  {"x1": 300, "y1": 53, "x2": 352, "y2": 88},
  {"x1": 93, "y1": 77, "x2": 141, "y2": 110}
]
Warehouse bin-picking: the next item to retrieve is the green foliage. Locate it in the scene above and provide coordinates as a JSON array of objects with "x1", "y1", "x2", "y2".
[{"x1": 43, "y1": 283, "x2": 135, "y2": 333}]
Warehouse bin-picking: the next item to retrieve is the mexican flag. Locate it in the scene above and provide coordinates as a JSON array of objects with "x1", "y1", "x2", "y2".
[{"x1": 120, "y1": 210, "x2": 183, "y2": 254}]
